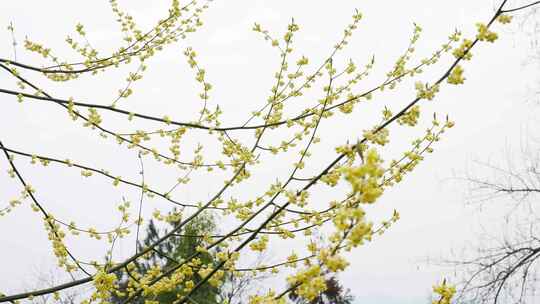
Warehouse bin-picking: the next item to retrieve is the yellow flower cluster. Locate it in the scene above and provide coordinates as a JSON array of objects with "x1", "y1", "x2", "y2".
[
  {"x1": 432, "y1": 281, "x2": 456, "y2": 304},
  {"x1": 248, "y1": 290, "x2": 286, "y2": 304},
  {"x1": 43, "y1": 216, "x2": 77, "y2": 272},
  {"x1": 452, "y1": 38, "x2": 473, "y2": 60},
  {"x1": 66, "y1": 97, "x2": 78, "y2": 120},
  {"x1": 347, "y1": 220, "x2": 373, "y2": 247},
  {"x1": 320, "y1": 169, "x2": 342, "y2": 187},
  {"x1": 341, "y1": 149, "x2": 384, "y2": 203},
  {"x1": 249, "y1": 235, "x2": 269, "y2": 252},
  {"x1": 331, "y1": 206, "x2": 373, "y2": 248},
  {"x1": 497, "y1": 14, "x2": 513, "y2": 24},
  {"x1": 386, "y1": 23, "x2": 422, "y2": 79},
  {"x1": 476, "y1": 23, "x2": 498, "y2": 42},
  {"x1": 92, "y1": 270, "x2": 117, "y2": 301},
  {"x1": 397, "y1": 105, "x2": 420, "y2": 126},
  {"x1": 24, "y1": 39, "x2": 51, "y2": 58},
  {"x1": 84, "y1": 108, "x2": 102, "y2": 129},
  {"x1": 363, "y1": 128, "x2": 389, "y2": 146},
  {"x1": 318, "y1": 249, "x2": 349, "y2": 272},
  {"x1": 198, "y1": 266, "x2": 225, "y2": 287},
  {"x1": 415, "y1": 82, "x2": 440, "y2": 100},
  {"x1": 287, "y1": 265, "x2": 326, "y2": 301},
  {"x1": 81, "y1": 170, "x2": 93, "y2": 177},
  {"x1": 447, "y1": 65, "x2": 465, "y2": 85},
  {"x1": 333, "y1": 207, "x2": 364, "y2": 231},
  {"x1": 285, "y1": 190, "x2": 309, "y2": 207}
]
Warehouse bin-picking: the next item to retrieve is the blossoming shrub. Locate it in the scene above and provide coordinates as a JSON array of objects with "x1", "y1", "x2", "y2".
[{"x1": 0, "y1": 1, "x2": 527, "y2": 303}]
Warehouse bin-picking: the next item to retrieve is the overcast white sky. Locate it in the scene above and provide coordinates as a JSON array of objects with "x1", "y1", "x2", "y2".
[{"x1": 1, "y1": 1, "x2": 539, "y2": 303}]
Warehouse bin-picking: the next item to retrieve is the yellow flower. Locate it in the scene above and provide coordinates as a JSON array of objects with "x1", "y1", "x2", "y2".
[
  {"x1": 432, "y1": 280, "x2": 456, "y2": 304},
  {"x1": 447, "y1": 65, "x2": 465, "y2": 85},
  {"x1": 249, "y1": 235, "x2": 269, "y2": 252},
  {"x1": 452, "y1": 39, "x2": 473, "y2": 60},
  {"x1": 476, "y1": 23, "x2": 498, "y2": 42},
  {"x1": 341, "y1": 149, "x2": 384, "y2": 203},
  {"x1": 497, "y1": 14, "x2": 512, "y2": 24}
]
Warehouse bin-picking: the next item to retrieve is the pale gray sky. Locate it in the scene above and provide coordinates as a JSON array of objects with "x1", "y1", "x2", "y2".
[{"x1": 0, "y1": 1, "x2": 539, "y2": 303}]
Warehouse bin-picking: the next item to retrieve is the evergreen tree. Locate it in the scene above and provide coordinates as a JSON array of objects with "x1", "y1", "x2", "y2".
[{"x1": 111, "y1": 212, "x2": 221, "y2": 304}]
